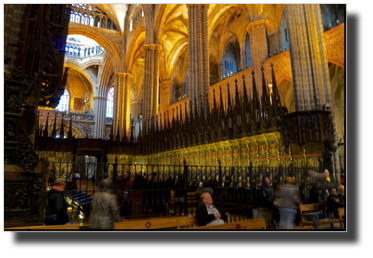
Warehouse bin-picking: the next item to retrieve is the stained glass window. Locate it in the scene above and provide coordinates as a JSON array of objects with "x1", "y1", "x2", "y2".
[
  {"x1": 55, "y1": 89, "x2": 70, "y2": 112},
  {"x1": 106, "y1": 87, "x2": 114, "y2": 117}
]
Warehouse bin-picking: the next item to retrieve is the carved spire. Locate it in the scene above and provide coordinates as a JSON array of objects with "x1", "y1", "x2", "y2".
[
  {"x1": 122, "y1": 120, "x2": 127, "y2": 144},
  {"x1": 109, "y1": 120, "x2": 114, "y2": 141},
  {"x1": 251, "y1": 70, "x2": 260, "y2": 121},
  {"x1": 167, "y1": 110, "x2": 170, "y2": 131},
  {"x1": 219, "y1": 85, "x2": 225, "y2": 121},
  {"x1": 68, "y1": 114, "x2": 73, "y2": 139},
  {"x1": 159, "y1": 113, "x2": 163, "y2": 131},
  {"x1": 199, "y1": 94, "x2": 205, "y2": 124},
  {"x1": 43, "y1": 113, "x2": 49, "y2": 137},
  {"x1": 179, "y1": 104, "x2": 183, "y2": 136},
  {"x1": 242, "y1": 74, "x2": 249, "y2": 108},
  {"x1": 194, "y1": 97, "x2": 199, "y2": 124},
  {"x1": 205, "y1": 93, "x2": 210, "y2": 127},
  {"x1": 36, "y1": 111, "x2": 40, "y2": 137},
  {"x1": 261, "y1": 66, "x2": 270, "y2": 118},
  {"x1": 164, "y1": 112, "x2": 167, "y2": 131},
  {"x1": 271, "y1": 62, "x2": 282, "y2": 115},
  {"x1": 116, "y1": 120, "x2": 120, "y2": 142},
  {"x1": 51, "y1": 113, "x2": 57, "y2": 138},
  {"x1": 184, "y1": 101, "x2": 189, "y2": 136},
  {"x1": 130, "y1": 119, "x2": 134, "y2": 144},
  {"x1": 59, "y1": 114, "x2": 64, "y2": 139},
  {"x1": 234, "y1": 79, "x2": 240, "y2": 111},
  {"x1": 189, "y1": 100, "x2": 193, "y2": 124}
]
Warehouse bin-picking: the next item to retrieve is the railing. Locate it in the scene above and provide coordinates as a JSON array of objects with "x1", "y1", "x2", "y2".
[
  {"x1": 45, "y1": 160, "x2": 323, "y2": 221},
  {"x1": 38, "y1": 109, "x2": 94, "y2": 121}
]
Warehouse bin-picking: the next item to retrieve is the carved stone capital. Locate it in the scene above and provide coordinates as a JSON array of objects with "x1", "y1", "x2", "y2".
[{"x1": 246, "y1": 19, "x2": 266, "y2": 33}]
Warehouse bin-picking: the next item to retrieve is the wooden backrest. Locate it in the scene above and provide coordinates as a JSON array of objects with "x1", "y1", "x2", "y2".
[
  {"x1": 114, "y1": 218, "x2": 178, "y2": 230},
  {"x1": 177, "y1": 216, "x2": 199, "y2": 229},
  {"x1": 338, "y1": 207, "x2": 345, "y2": 218},
  {"x1": 299, "y1": 203, "x2": 324, "y2": 224},
  {"x1": 114, "y1": 212, "x2": 231, "y2": 230},
  {"x1": 200, "y1": 218, "x2": 266, "y2": 230},
  {"x1": 299, "y1": 203, "x2": 322, "y2": 213},
  {"x1": 338, "y1": 207, "x2": 345, "y2": 229},
  {"x1": 5, "y1": 224, "x2": 80, "y2": 231}
]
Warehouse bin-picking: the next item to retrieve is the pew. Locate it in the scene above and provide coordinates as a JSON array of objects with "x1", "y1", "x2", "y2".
[
  {"x1": 338, "y1": 207, "x2": 345, "y2": 229},
  {"x1": 196, "y1": 218, "x2": 266, "y2": 230},
  {"x1": 5, "y1": 224, "x2": 80, "y2": 231},
  {"x1": 114, "y1": 217, "x2": 179, "y2": 230},
  {"x1": 114, "y1": 212, "x2": 230, "y2": 230},
  {"x1": 299, "y1": 203, "x2": 340, "y2": 228}
]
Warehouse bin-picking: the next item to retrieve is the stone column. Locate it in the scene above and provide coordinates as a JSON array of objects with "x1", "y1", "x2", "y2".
[
  {"x1": 285, "y1": 4, "x2": 340, "y2": 181},
  {"x1": 113, "y1": 72, "x2": 132, "y2": 138},
  {"x1": 187, "y1": 4, "x2": 209, "y2": 117},
  {"x1": 93, "y1": 96, "x2": 107, "y2": 139},
  {"x1": 159, "y1": 80, "x2": 173, "y2": 117},
  {"x1": 247, "y1": 19, "x2": 269, "y2": 98},
  {"x1": 143, "y1": 44, "x2": 161, "y2": 132}
]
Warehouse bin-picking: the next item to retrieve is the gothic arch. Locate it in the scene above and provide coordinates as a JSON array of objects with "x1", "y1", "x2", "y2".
[
  {"x1": 68, "y1": 25, "x2": 122, "y2": 73},
  {"x1": 63, "y1": 62, "x2": 95, "y2": 96},
  {"x1": 97, "y1": 55, "x2": 114, "y2": 97},
  {"x1": 167, "y1": 38, "x2": 188, "y2": 79},
  {"x1": 208, "y1": 4, "x2": 250, "y2": 40},
  {"x1": 125, "y1": 26, "x2": 146, "y2": 73},
  {"x1": 46, "y1": 122, "x2": 85, "y2": 138}
]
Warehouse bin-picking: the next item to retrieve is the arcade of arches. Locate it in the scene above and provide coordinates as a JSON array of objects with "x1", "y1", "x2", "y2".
[{"x1": 4, "y1": 4, "x2": 345, "y2": 222}]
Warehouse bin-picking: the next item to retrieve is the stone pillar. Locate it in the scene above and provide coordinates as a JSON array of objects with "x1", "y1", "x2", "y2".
[
  {"x1": 143, "y1": 44, "x2": 161, "y2": 132},
  {"x1": 113, "y1": 73, "x2": 132, "y2": 138},
  {"x1": 159, "y1": 79, "x2": 173, "y2": 116},
  {"x1": 247, "y1": 20, "x2": 269, "y2": 97},
  {"x1": 93, "y1": 96, "x2": 107, "y2": 139},
  {"x1": 285, "y1": 4, "x2": 340, "y2": 182},
  {"x1": 187, "y1": 4, "x2": 209, "y2": 116}
]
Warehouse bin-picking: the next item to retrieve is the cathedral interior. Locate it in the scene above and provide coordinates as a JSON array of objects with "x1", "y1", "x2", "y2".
[{"x1": 3, "y1": 4, "x2": 345, "y2": 229}]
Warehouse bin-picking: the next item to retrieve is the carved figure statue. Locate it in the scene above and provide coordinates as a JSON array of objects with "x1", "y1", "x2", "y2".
[
  {"x1": 5, "y1": 124, "x2": 16, "y2": 141},
  {"x1": 6, "y1": 95, "x2": 19, "y2": 113}
]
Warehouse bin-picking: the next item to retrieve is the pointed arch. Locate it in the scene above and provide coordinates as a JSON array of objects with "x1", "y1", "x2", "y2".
[
  {"x1": 68, "y1": 24, "x2": 121, "y2": 73},
  {"x1": 125, "y1": 26, "x2": 146, "y2": 72}
]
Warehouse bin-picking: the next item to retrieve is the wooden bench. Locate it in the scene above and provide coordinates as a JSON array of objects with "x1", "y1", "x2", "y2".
[
  {"x1": 299, "y1": 203, "x2": 340, "y2": 229},
  {"x1": 196, "y1": 218, "x2": 266, "y2": 230},
  {"x1": 5, "y1": 224, "x2": 80, "y2": 231},
  {"x1": 338, "y1": 207, "x2": 345, "y2": 229},
  {"x1": 114, "y1": 213, "x2": 230, "y2": 230}
]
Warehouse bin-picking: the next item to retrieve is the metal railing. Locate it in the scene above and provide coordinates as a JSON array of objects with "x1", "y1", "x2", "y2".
[{"x1": 45, "y1": 160, "x2": 322, "y2": 221}]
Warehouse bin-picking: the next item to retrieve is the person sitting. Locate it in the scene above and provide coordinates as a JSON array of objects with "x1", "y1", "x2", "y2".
[
  {"x1": 196, "y1": 192, "x2": 227, "y2": 226},
  {"x1": 338, "y1": 185, "x2": 345, "y2": 206},
  {"x1": 327, "y1": 187, "x2": 344, "y2": 218},
  {"x1": 195, "y1": 180, "x2": 213, "y2": 202}
]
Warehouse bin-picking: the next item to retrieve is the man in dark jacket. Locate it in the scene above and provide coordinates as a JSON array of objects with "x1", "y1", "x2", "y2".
[
  {"x1": 327, "y1": 188, "x2": 344, "y2": 217},
  {"x1": 338, "y1": 185, "x2": 345, "y2": 206},
  {"x1": 196, "y1": 192, "x2": 227, "y2": 226},
  {"x1": 45, "y1": 178, "x2": 69, "y2": 225},
  {"x1": 262, "y1": 176, "x2": 279, "y2": 225}
]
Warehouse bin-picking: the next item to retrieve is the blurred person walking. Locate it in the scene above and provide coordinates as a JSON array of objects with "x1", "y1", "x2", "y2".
[
  {"x1": 274, "y1": 176, "x2": 301, "y2": 229},
  {"x1": 89, "y1": 178, "x2": 120, "y2": 230}
]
